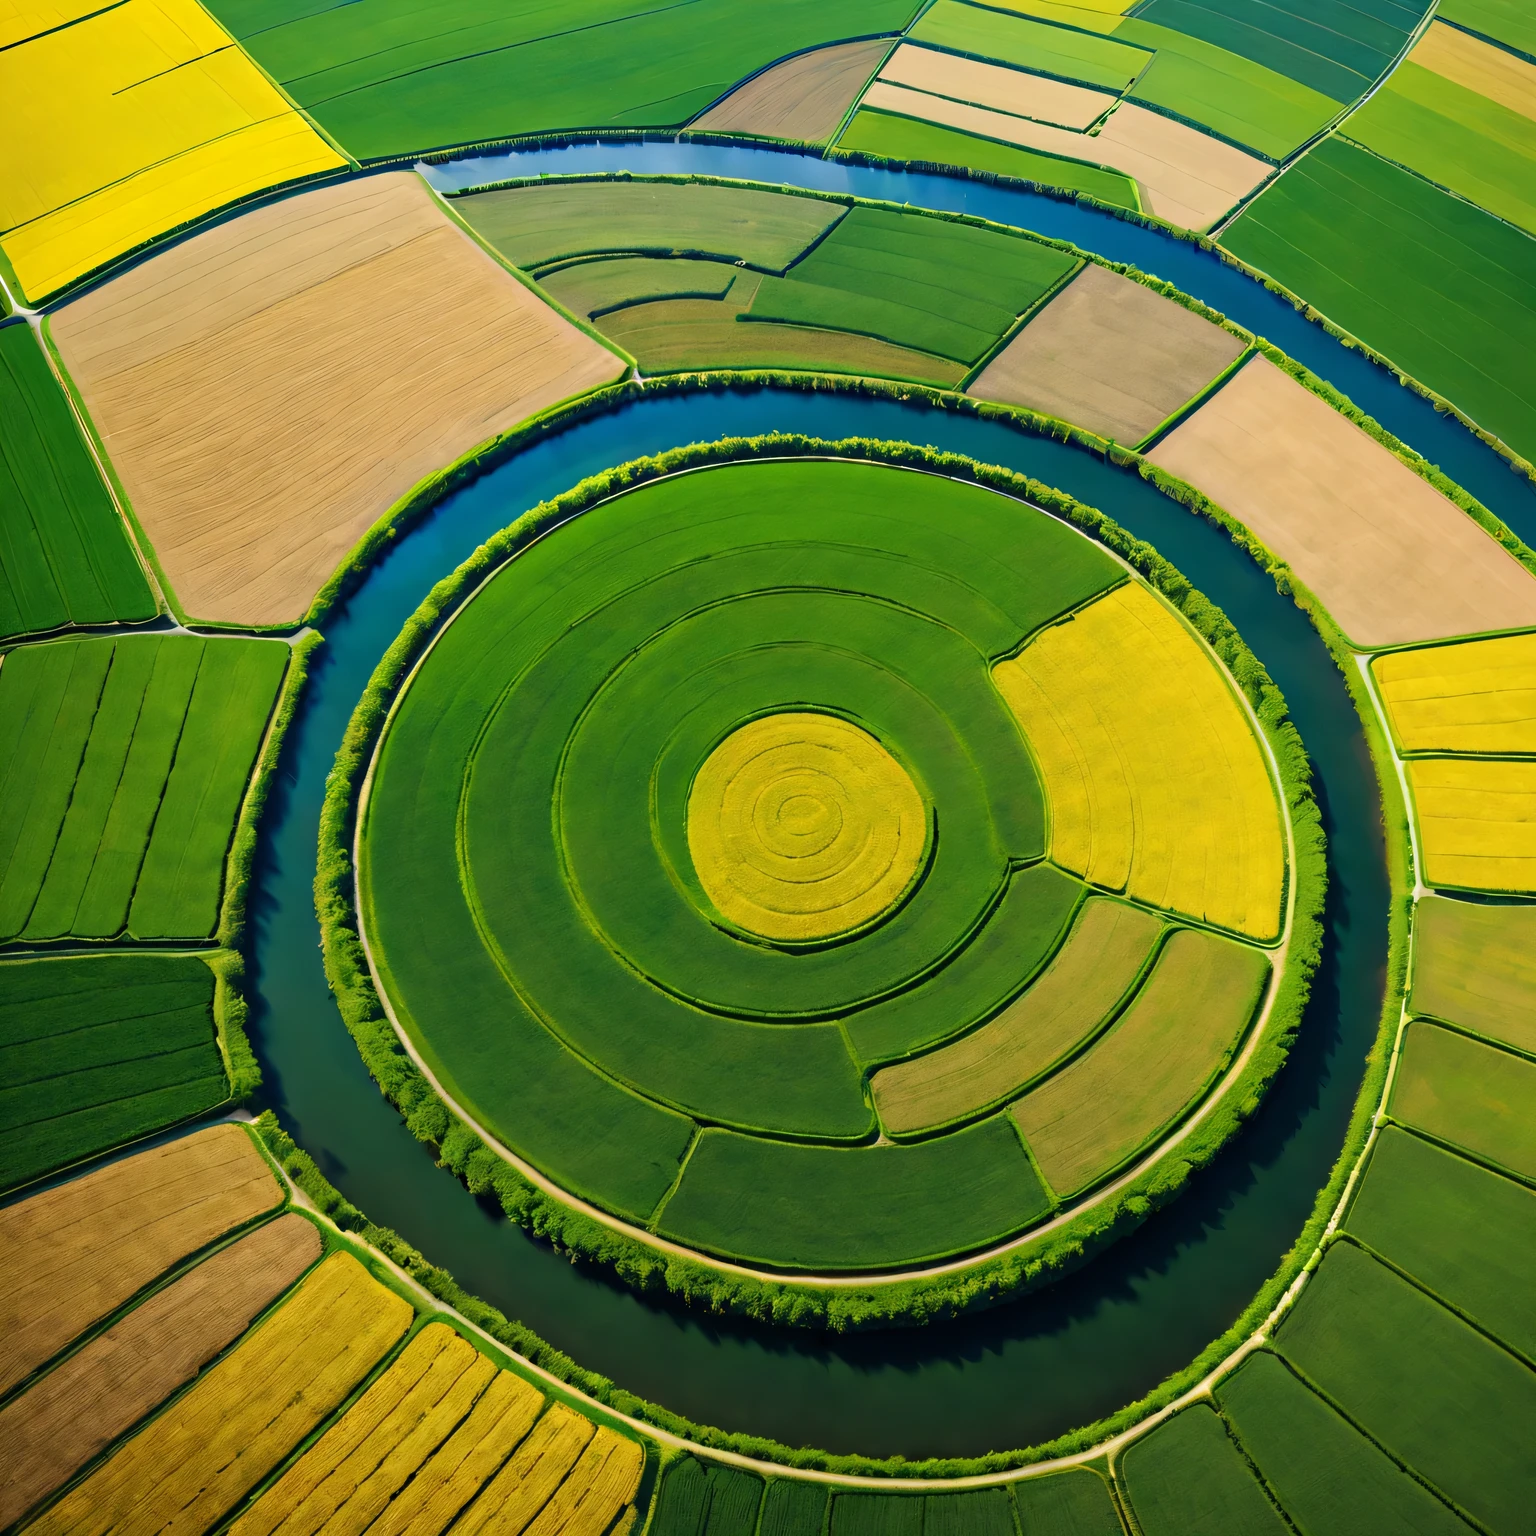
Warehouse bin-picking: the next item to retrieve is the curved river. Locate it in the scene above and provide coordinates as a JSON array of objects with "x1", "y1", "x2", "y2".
[{"x1": 247, "y1": 141, "x2": 1526, "y2": 1461}]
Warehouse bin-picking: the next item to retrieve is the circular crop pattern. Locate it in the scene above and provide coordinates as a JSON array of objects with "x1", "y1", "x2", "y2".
[
  {"x1": 687, "y1": 712, "x2": 928, "y2": 942},
  {"x1": 360, "y1": 455, "x2": 1291, "y2": 1275}
]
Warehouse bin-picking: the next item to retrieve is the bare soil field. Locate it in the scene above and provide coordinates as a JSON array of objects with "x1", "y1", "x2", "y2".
[
  {"x1": 970, "y1": 263, "x2": 1245, "y2": 442},
  {"x1": 690, "y1": 39, "x2": 892, "y2": 142},
  {"x1": 878, "y1": 43, "x2": 1116, "y2": 128},
  {"x1": 1147, "y1": 356, "x2": 1536, "y2": 647},
  {"x1": 0, "y1": 1123, "x2": 280, "y2": 1396},
  {"x1": 854, "y1": 85, "x2": 1269, "y2": 228},
  {"x1": 0, "y1": 1214, "x2": 320, "y2": 1530},
  {"x1": 50, "y1": 174, "x2": 625, "y2": 625}
]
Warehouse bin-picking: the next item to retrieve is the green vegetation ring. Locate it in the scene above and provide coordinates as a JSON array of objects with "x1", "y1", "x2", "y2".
[{"x1": 349, "y1": 440, "x2": 1311, "y2": 1283}]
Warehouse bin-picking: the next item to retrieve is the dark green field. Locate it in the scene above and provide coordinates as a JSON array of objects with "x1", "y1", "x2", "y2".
[
  {"x1": 0, "y1": 635, "x2": 288, "y2": 943},
  {"x1": 1220, "y1": 135, "x2": 1536, "y2": 465},
  {"x1": 0, "y1": 951, "x2": 224, "y2": 1190},
  {"x1": 0, "y1": 324, "x2": 155, "y2": 641}
]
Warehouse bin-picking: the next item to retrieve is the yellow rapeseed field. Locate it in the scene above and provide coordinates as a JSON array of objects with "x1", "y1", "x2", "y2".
[
  {"x1": 994, "y1": 582, "x2": 1284, "y2": 940},
  {"x1": 1374, "y1": 632, "x2": 1536, "y2": 754},
  {"x1": 29, "y1": 1253, "x2": 412, "y2": 1536},
  {"x1": 1408, "y1": 757, "x2": 1536, "y2": 892},
  {"x1": 0, "y1": 0, "x2": 344, "y2": 301},
  {"x1": 687, "y1": 712, "x2": 927, "y2": 941}
]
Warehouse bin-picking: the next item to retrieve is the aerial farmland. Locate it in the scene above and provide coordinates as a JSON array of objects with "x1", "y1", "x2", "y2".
[{"x1": 1, "y1": 0, "x2": 1532, "y2": 1530}]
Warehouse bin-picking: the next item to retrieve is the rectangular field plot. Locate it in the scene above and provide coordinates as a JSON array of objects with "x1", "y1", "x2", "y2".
[
  {"x1": 1344, "y1": 23, "x2": 1536, "y2": 236},
  {"x1": 1410, "y1": 895, "x2": 1536, "y2": 1054},
  {"x1": 994, "y1": 581, "x2": 1285, "y2": 938},
  {"x1": 0, "y1": 1123, "x2": 279, "y2": 1396},
  {"x1": 690, "y1": 38, "x2": 892, "y2": 143},
  {"x1": 0, "y1": 0, "x2": 345, "y2": 302},
  {"x1": 1219, "y1": 136, "x2": 1536, "y2": 469},
  {"x1": 648, "y1": 1456, "x2": 765, "y2": 1536},
  {"x1": 1375, "y1": 632, "x2": 1536, "y2": 756},
  {"x1": 0, "y1": 951, "x2": 225, "y2": 1192},
  {"x1": 1216, "y1": 1349, "x2": 1474, "y2": 1536},
  {"x1": 757, "y1": 1478, "x2": 829, "y2": 1536},
  {"x1": 0, "y1": 635, "x2": 288, "y2": 943},
  {"x1": 0, "y1": 324, "x2": 155, "y2": 641},
  {"x1": 1012, "y1": 1469, "x2": 1124, "y2": 1534},
  {"x1": 51, "y1": 173, "x2": 625, "y2": 626},
  {"x1": 746, "y1": 204, "x2": 1079, "y2": 366},
  {"x1": 0, "y1": 1213, "x2": 320, "y2": 1532},
  {"x1": 830, "y1": 1492, "x2": 924, "y2": 1535},
  {"x1": 878, "y1": 43, "x2": 1119, "y2": 128},
  {"x1": 455, "y1": 179, "x2": 846, "y2": 274},
  {"x1": 1389, "y1": 1020, "x2": 1536, "y2": 1180},
  {"x1": 1407, "y1": 757, "x2": 1536, "y2": 893},
  {"x1": 29, "y1": 1252, "x2": 413, "y2": 1536},
  {"x1": 1147, "y1": 355, "x2": 1536, "y2": 648},
  {"x1": 211, "y1": 0, "x2": 919, "y2": 160},
  {"x1": 1120, "y1": 1402, "x2": 1290, "y2": 1536},
  {"x1": 871, "y1": 897, "x2": 1163, "y2": 1135},
  {"x1": 970, "y1": 262, "x2": 1246, "y2": 443},
  {"x1": 656, "y1": 1114, "x2": 1052, "y2": 1269},
  {"x1": 1274, "y1": 1240, "x2": 1536, "y2": 1535},
  {"x1": 836, "y1": 108, "x2": 1141, "y2": 210},
  {"x1": 911, "y1": 1, "x2": 1151, "y2": 91},
  {"x1": 1440, "y1": 0, "x2": 1536, "y2": 57},
  {"x1": 1011, "y1": 927, "x2": 1270, "y2": 1198},
  {"x1": 1345, "y1": 1126, "x2": 1536, "y2": 1361}
]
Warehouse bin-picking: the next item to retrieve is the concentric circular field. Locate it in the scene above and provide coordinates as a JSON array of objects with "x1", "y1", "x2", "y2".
[{"x1": 360, "y1": 454, "x2": 1290, "y2": 1273}]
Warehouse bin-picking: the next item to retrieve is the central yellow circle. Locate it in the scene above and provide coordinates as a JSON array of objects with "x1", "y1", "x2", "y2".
[{"x1": 686, "y1": 712, "x2": 927, "y2": 941}]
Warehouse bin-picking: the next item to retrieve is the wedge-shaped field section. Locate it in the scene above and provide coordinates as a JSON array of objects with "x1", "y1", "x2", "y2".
[
  {"x1": 207, "y1": 0, "x2": 920, "y2": 160},
  {"x1": 1147, "y1": 355, "x2": 1536, "y2": 647},
  {"x1": 690, "y1": 38, "x2": 892, "y2": 142},
  {"x1": 28, "y1": 1252, "x2": 412, "y2": 1536},
  {"x1": 1441, "y1": 0, "x2": 1536, "y2": 56},
  {"x1": 1410, "y1": 895, "x2": 1536, "y2": 1055},
  {"x1": 229, "y1": 1320, "x2": 643, "y2": 1536},
  {"x1": 1340, "y1": 21, "x2": 1536, "y2": 237},
  {"x1": 1406, "y1": 758, "x2": 1536, "y2": 893},
  {"x1": 0, "y1": 1213, "x2": 320, "y2": 1532},
  {"x1": 0, "y1": 1122, "x2": 279, "y2": 1396},
  {"x1": 0, "y1": 323, "x2": 155, "y2": 641},
  {"x1": 1273, "y1": 1239, "x2": 1536, "y2": 1535},
  {"x1": 994, "y1": 581, "x2": 1285, "y2": 939},
  {"x1": 1220, "y1": 136, "x2": 1536, "y2": 468},
  {"x1": 910, "y1": 1, "x2": 1151, "y2": 91},
  {"x1": 1375, "y1": 631, "x2": 1536, "y2": 756},
  {"x1": 969, "y1": 263, "x2": 1245, "y2": 444},
  {"x1": 361, "y1": 454, "x2": 1294, "y2": 1274},
  {"x1": 0, "y1": 0, "x2": 345, "y2": 303},
  {"x1": 49, "y1": 173, "x2": 624, "y2": 626},
  {"x1": 0, "y1": 634, "x2": 288, "y2": 942},
  {"x1": 878, "y1": 42, "x2": 1119, "y2": 128},
  {"x1": 0, "y1": 950, "x2": 226, "y2": 1193}
]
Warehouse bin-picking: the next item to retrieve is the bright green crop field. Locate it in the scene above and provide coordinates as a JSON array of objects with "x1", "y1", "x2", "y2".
[
  {"x1": 208, "y1": 0, "x2": 923, "y2": 160},
  {"x1": 0, "y1": 324, "x2": 155, "y2": 641},
  {"x1": 1220, "y1": 135, "x2": 1536, "y2": 465},
  {"x1": 0, "y1": 635, "x2": 288, "y2": 943},
  {"x1": 360, "y1": 455, "x2": 1283, "y2": 1270},
  {"x1": 0, "y1": 951, "x2": 224, "y2": 1190},
  {"x1": 910, "y1": 1, "x2": 1151, "y2": 91}
]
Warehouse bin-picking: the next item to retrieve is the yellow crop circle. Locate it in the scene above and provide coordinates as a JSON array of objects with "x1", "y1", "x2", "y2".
[{"x1": 686, "y1": 712, "x2": 928, "y2": 941}]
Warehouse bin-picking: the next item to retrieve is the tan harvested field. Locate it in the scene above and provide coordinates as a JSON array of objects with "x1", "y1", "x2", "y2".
[
  {"x1": 0, "y1": 1123, "x2": 280, "y2": 1397},
  {"x1": 690, "y1": 39, "x2": 891, "y2": 141},
  {"x1": 878, "y1": 42, "x2": 1116, "y2": 128},
  {"x1": 598, "y1": 299, "x2": 967, "y2": 385},
  {"x1": 994, "y1": 582, "x2": 1285, "y2": 941},
  {"x1": 0, "y1": 1214, "x2": 320, "y2": 1531},
  {"x1": 873, "y1": 899, "x2": 1163, "y2": 1134},
  {"x1": 49, "y1": 173, "x2": 625, "y2": 626},
  {"x1": 1373, "y1": 632, "x2": 1536, "y2": 754},
  {"x1": 1012, "y1": 928, "x2": 1271, "y2": 1198},
  {"x1": 856, "y1": 85, "x2": 1269, "y2": 228},
  {"x1": 1411, "y1": 20, "x2": 1536, "y2": 120},
  {"x1": 1147, "y1": 356, "x2": 1536, "y2": 647},
  {"x1": 969, "y1": 263, "x2": 1245, "y2": 443},
  {"x1": 29, "y1": 1252, "x2": 413, "y2": 1536},
  {"x1": 1407, "y1": 757, "x2": 1536, "y2": 893}
]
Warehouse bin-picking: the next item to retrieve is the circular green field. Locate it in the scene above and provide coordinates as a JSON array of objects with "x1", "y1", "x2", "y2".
[{"x1": 360, "y1": 456, "x2": 1286, "y2": 1273}]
